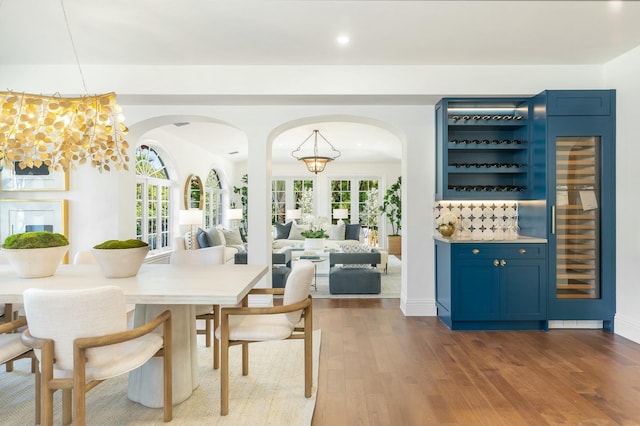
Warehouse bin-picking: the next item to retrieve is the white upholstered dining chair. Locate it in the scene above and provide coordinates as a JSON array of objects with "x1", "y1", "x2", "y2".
[
  {"x1": 1, "y1": 317, "x2": 39, "y2": 420},
  {"x1": 21, "y1": 286, "x2": 172, "y2": 426},
  {"x1": 170, "y1": 245, "x2": 225, "y2": 369},
  {"x1": 216, "y1": 259, "x2": 314, "y2": 415}
]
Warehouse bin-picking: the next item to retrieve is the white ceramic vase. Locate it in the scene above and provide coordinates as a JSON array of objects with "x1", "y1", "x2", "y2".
[
  {"x1": 2, "y1": 245, "x2": 69, "y2": 278},
  {"x1": 91, "y1": 246, "x2": 150, "y2": 278},
  {"x1": 304, "y1": 238, "x2": 326, "y2": 251}
]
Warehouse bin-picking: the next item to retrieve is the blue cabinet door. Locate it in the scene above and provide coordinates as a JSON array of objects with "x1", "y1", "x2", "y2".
[
  {"x1": 452, "y1": 258, "x2": 500, "y2": 321},
  {"x1": 500, "y1": 258, "x2": 547, "y2": 320}
]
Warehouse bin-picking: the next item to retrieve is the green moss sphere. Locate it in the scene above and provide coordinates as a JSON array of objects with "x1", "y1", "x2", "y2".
[
  {"x1": 93, "y1": 239, "x2": 149, "y2": 249},
  {"x1": 2, "y1": 232, "x2": 69, "y2": 249}
]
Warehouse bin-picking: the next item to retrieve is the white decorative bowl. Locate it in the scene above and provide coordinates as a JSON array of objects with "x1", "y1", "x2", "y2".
[
  {"x1": 91, "y1": 246, "x2": 150, "y2": 278},
  {"x1": 2, "y1": 245, "x2": 69, "y2": 278}
]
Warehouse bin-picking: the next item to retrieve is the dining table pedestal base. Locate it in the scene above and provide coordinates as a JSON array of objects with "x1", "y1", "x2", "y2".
[{"x1": 128, "y1": 304, "x2": 199, "y2": 408}]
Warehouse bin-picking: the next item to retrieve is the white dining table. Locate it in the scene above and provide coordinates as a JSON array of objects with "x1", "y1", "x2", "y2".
[{"x1": 0, "y1": 262, "x2": 268, "y2": 408}]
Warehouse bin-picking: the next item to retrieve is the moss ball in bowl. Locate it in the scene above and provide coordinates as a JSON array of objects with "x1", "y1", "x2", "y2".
[
  {"x1": 91, "y1": 239, "x2": 150, "y2": 278},
  {"x1": 1, "y1": 232, "x2": 70, "y2": 278}
]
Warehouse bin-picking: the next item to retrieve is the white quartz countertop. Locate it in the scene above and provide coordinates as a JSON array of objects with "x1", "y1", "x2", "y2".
[{"x1": 433, "y1": 235, "x2": 548, "y2": 244}]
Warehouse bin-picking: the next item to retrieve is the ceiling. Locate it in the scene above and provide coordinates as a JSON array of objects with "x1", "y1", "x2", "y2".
[{"x1": 2, "y1": 0, "x2": 640, "y2": 163}]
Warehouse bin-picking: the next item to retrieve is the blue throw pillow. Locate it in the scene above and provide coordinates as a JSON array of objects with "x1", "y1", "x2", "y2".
[
  {"x1": 274, "y1": 221, "x2": 293, "y2": 239},
  {"x1": 196, "y1": 228, "x2": 211, "y2": 248},
  {"x1": 345, "y1": 223, "x2": 361, "y2": 241}
]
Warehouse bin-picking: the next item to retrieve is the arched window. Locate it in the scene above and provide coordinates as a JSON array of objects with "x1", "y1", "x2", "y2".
[
  {"x1": 204, "y1": 169, "x2": 223, "y2": 228},
  {"x1": 136, "y1": 145, "x2": 172, "y2": 252}
]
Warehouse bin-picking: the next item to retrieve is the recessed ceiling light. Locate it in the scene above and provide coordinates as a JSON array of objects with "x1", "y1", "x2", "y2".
[{"x1": 337, "y1": 35, "x2": 350, "y2": 45}]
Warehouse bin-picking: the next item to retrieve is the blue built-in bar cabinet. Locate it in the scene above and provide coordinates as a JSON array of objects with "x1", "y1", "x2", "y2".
[{"x1": 434, "y1": 90, "x2": 616, "y2": 331}]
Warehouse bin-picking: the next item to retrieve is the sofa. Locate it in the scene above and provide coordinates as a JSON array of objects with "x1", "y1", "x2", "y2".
[
  {"x1": 174, "y1": 226, "x2": 246, "y2": 264},
  {"x1": 272, "y1": 221, "x2": 363, "y2": 250},
  {"x1": 328, "y1": 250, "x2": 382, "y2": 294},
  {"x1": 234, "y1": 251, "x2": 291, "y2": 288}
]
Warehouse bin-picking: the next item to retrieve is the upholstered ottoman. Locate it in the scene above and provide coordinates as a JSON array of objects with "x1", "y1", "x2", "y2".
[{"x1": 328, "y1": 251, "x2": 382, "y2": 294}]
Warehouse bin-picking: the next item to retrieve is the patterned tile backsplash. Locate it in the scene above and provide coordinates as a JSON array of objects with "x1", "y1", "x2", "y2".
[{"x1": 434, "y1": 201, "x2": 519, "y2": 240}]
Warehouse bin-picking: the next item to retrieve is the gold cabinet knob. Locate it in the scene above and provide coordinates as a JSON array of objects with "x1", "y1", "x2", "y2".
[
  {"x1": 500, "y1": 259, "x2": 507, "y2": 267},
  {"x1": 519, "y1": 248, "x2": 526, "y2": 254},
  {"x1": 493, "y1": 259, "x2": 499, "y2": 267},
  {"x1": 472, "y1": 249, "x2": 480, "y2": 255}
]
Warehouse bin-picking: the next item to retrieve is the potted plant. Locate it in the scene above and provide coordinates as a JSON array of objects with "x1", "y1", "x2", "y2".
[
  {"x1": 1, "y1": 231, "x2": 69, "y2": 278},
  {"x1": 91, "y1": 239, "x2": 149, "y2": 278},
  {"x1": 300, "y1": 216, "x2": 329, "y2": 251},
  {"x1": 379, "y1": 176, "x2": 402, "y2": 255}
]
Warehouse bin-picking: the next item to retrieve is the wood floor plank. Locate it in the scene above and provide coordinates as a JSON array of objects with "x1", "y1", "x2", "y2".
[{"x1": 310, "y1": 298, "x2": 640, "y2": 426}]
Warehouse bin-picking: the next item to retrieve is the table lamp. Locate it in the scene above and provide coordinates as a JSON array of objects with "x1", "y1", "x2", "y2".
[
  {"x1": 228, "y1": 208, "x2": 243, "y2": 230},
  {"x1": 333, "y1": 208, "x2": 349, "y2": 224},
  {"x1": 179, "y1": 209, "x2": 203, "y2": 249},
  {"x1": 286, "y1": 209, "x2": 302, "y2": 223}
]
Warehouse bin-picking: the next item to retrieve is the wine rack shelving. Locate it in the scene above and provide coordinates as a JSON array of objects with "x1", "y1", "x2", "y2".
[{"x1": 435, "y1": 98, "x2": 533, "y2": 200}]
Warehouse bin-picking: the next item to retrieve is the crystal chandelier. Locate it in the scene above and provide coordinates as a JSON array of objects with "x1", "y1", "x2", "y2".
[
  {"x1": 291, "y1": 130, "x2": 341, "y2": 174},
  {"x1": 0, "y1": 91, "x2": 129, "y2": 172}
]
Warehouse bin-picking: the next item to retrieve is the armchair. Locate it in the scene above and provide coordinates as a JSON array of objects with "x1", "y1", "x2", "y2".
[
  {"x1": 21, "y1": 286, "x2": 172, "y2": 426},
  {"x1": 216, "y1": 260, "x2": 314, "y2": 415}
]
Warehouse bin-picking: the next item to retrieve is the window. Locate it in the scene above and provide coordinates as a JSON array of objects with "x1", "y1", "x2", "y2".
[
  {"x1": 272, "y1": 180, "x2": 286, "y2": 224},
  {"x1": 271, "y1": 178, "x2": 316, "y2": 223},
  {"x1": 293, "y1": 179, "x2": 314, "y2": 215},
  {"x1": 204, "y1": 169, "x2": 223, "y2": 228},
  {"x1": 358, "y1": 180, "x2": 379, "y2": 227},
  {"x1": 331, "y1": 179, "x2": 351, "y2": 222},
  {"x1": 330, "y1": 178, "x2": 380, "y2": 245},
  {"x1": 135, "y1": 145, "x2": 172, "y2": 252},
  {"x1": 359, "y1": 180, "x2": 379, "y2": 246}
]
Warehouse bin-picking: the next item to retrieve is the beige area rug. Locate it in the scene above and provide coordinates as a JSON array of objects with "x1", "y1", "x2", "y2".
[
  {"x1": 0, "y1": 330, "x2": 321, "y2": 425},
  {"x1": 310, "y1": 254, "x2": 401, "y2": 299}
]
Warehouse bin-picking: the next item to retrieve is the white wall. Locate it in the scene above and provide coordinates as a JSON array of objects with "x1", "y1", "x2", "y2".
[{"x1": 604, "y1": 45, "x2": 640, "y2": 343}]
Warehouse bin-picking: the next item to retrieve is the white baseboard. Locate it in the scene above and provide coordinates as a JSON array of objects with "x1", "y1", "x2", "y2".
[
  {"x1": 613, "y1": 314, "x2": 640, "y2": 344},
  {"x1": 400, "y1": 297, "x2": 437, "y2": 316}
]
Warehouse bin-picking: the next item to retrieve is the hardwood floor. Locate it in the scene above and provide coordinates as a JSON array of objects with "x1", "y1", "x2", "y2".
[{"x1": 310, "y1": 298, "x2": 640, "y2": 426}]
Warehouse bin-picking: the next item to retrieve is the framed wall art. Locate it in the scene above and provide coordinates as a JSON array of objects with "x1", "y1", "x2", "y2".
[
  {"x1": 0, "y1": 162, "x2": 68, "y2": 191},
  {"x1": 0, "y1": 199, "x2": 68, "y2": 244}
]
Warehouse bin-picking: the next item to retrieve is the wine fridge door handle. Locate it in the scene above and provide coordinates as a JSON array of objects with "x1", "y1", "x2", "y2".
[{"x1": 551, "y1": 205, "x2": 556, "y2": 235}]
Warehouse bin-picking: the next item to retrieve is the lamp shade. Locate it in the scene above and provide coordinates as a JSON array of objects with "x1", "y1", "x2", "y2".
[
  {"x1": 228, "y1": 208, "x2": 243, "y2": 220},
  {"x1": 333, "y1": 209, "x2": 349, "y2": 220},
  {"x1": 286, "y1": 209, "x2": 302, "y2": 220},
  {"x1": 179, "y1": 209, "x2": 203, "y2": 226}
]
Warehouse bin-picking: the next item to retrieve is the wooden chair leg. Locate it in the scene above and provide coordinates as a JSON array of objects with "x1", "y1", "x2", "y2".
[
  {"x1": 242, "y1": 342, "x2": 249, "y2": 376},
  {"x1": 73, "y1": 347, "x2": 87, "y2": 426},
  {"x1": 213, "y1": 305, "x2": 220, "y2": 369},
  {"x1": 35, "y1": 364, "x2": 41, "y2": 425},
  {"x1": 205, "y1": 318, "x2": 212, "y2": 347},
  {"x1": 62, "y1": 389, "x2": 72, "y2": 426},
  {"x1": 221, "y1": 319, "x2": 229, "y2": 416},
  {"x1": 304, "y1": 303, "x2": 313, "y2": 398},
  {"x1": 41, "y1": 344, "x2": 54, "y2": 426}
]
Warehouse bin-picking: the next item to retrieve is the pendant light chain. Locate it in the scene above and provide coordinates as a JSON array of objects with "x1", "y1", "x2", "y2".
[{"x1": 60, "y1": 0, "x2": 88, "y2": 93}]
